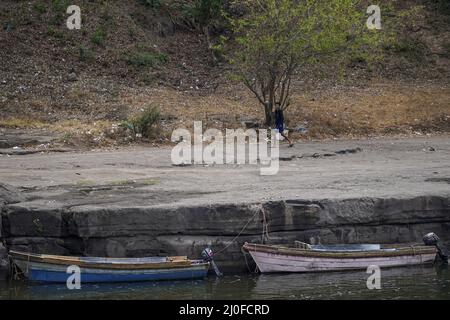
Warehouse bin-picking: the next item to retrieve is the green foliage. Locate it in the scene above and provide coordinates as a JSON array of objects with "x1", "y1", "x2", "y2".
[
  {"x1": 136, "y1": 0, "x2": 226, "y2": 32},
  {"x1": 227, "y1": 0, "x2": 383, "y2": 125},
  {"x1": 47, "y1": 26, "x2": 65, "y2": 39},
  {"x1": 389, "y1": 38, "x2": 426, "y2": 61},
  {"x1": 91, "y1": 2, "x2": 117, "y2": 46},
  {"x1": 210, "y1": 36, "x2": 226, "y2": 59},
  {"x1": 78, "y1": 46, "x2": 95, "y2": 62},
  {"x1": 50, "y1": 0, "x2": 70, "y2": 25},
  {"x1": 444, "y1": 42, "x2": 450, "y2": 57},
  {"x1": 99, "y1": 5, "x2": 117, "y2": 30},
  {"x1": 91, "y1": 6, "x2": 117, "y2": 46},
  {"x1": 125, "y1": 51, "x2": 169, "y2": 67},
  {"x1": 381, "y1": 4, "x2": 428, "y2": 62},
  {"x1": 34, "y1": 2, "x2": 47, "y2": 14},
  {"x1": 140, "y1": 72, "x2": 157, "y2": 85},
  {"x1": 91, "y1": 27, "x2": 107, "y2": 45},
  {"x1": 122, "y1": 106, "x2": 162, "y2": 139},
  {"x1": 138, "y1": 0, "x2": 166, "y2": 9},
  {"x1": 183, "y1": 0, "x2": 224, "y2": 28},
  {"x1": 52, "y1": 0, "x2": 69, "y2": 12},
  {"x1": 434, "y1": 0, "x2": 450, "y2": 15}
]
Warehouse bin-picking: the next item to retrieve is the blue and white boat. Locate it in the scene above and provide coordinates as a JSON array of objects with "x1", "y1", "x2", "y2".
[{"x1": 9, "y1": 251, "x2": 210, "y2": 283}]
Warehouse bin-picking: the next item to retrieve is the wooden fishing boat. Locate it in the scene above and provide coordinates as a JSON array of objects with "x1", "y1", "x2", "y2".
[
  {"x1": 9, "y1": 251, "x2": 210, "y2": 283},
  {"x1": 242, "y1": 242, "x2": 437, "y2": 273}
]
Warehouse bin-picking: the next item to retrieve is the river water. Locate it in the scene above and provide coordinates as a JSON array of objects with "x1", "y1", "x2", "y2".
[{"x1": 0, "y1": 265, "x2": 448, "y2": 300}]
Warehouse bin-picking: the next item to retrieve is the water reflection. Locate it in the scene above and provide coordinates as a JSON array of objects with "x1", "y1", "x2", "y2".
[
  {"x1": 0, "y1": 265, "x2": 448, "y2": 300},
  {"x1": 253, "y1": 265, "x2": 449, "y2": 299}
]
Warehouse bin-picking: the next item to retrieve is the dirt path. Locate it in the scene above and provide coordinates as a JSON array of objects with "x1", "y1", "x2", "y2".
[{"x1": 0, "y1": 135, "x2": 449, "y2": 210}]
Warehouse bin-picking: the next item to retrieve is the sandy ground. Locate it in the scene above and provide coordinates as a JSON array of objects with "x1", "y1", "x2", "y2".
[{"x1": 0, "y1": 135, "x2": 449, "y2": 210}]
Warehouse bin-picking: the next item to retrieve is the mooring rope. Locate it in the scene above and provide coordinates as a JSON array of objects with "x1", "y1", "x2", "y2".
[
  {"x1": 241, "y1": 246, "x2": 253, "y2": 273},
  {"x1": 260, "y1": 205, "x2": 271, "y2": 244},
  {"x1": 240, "y1": 244, "x2": 261, "y2": 274},
  {"x1": 8, "y1": 256, "x2": 14, "y2": 281},
  {"x1": 8, "y1": 255, "x2": 23, "y2": 281},
  {"x1": 213, "y1": 207, "x2": 260, "y2": 257},
  {"x1": 213, "y1": 204, "x2": 269, "y2": 257},
  {"x1": 26, "y1": 253, "x2": 30, "y2": 274}
]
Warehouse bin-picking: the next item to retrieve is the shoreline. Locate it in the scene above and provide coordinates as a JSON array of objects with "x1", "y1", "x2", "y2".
[{"x1": 1, "y1": 135, "x2": 450, "y2": 275}]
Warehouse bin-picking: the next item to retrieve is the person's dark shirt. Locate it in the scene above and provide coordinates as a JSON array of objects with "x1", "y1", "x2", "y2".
[{"x1": 275, "y1": 108, "x2": 284, "y2": 127}]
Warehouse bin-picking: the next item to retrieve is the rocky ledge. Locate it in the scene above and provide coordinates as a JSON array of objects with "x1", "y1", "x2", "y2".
[{"x1": 1, "y1": 185, "x2": 449, "y2": 274}]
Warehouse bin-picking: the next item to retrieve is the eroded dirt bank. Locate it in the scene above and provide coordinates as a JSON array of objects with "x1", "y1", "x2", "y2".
[{"x1": 1, "y1": 136, "x2": 450, "y2": 275}]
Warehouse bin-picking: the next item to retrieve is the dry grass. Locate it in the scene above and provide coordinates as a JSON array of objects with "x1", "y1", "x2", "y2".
[
  {"x1": 0, "y1": 118, "x2": 113, "y2": 134},
  {"x1": 1, "y1": 81, "x2": 449, "y2": 145},
  {"x1": 288, "y1": 83, "x2": 450, "y2": 139},
  {"x1": 118, "y1": 81, "x2": 450, "y2": 139},
  {"x1": 0, "y1": 118, "x2": 48, "y2": 128}
]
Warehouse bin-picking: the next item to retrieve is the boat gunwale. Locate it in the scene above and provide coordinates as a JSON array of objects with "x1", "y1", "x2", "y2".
[
  {"x1": 242, "y1": 243, "x2": 437, "y2": 259},
  {"x1": 9, "y1": 251, "x2": 208, "y2": 270}
]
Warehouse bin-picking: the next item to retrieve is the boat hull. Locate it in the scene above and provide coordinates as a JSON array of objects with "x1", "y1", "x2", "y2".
[
  {"x1": 10, "y1": 251, "x2": 210, "y2": 283},
  {"x1": 14, "y1": 260, "x2": 209, "y2": 283},
  {"x1": 243, "y1": 243, "x2": 437, "y2": 273}
]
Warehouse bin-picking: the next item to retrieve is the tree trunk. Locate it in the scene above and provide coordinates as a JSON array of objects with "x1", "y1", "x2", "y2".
[
  {"x1": 264, "y1": 103, "x2": 274, "y2": 126},
  {"x1": 203, "y1": 25, "x2": 218, "y2": 64}
]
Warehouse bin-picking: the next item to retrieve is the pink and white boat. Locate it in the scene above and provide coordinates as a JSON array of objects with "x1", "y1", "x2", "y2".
[{"x1": 242, "y1": 242, "x2": 437, "y2": 273}]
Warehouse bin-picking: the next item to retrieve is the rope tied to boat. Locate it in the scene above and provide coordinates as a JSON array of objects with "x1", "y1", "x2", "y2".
[
  {"x1": 213, "y1": 204, "x2": 269, "y2": 257},
  {"x1": 204, "y1": 204, "x2": 270, "y2": 274},
  {"x1": 7, "y1": 254, "x2": 23, "y2": 281},
  {"x1": 240, "y1": 246, "x2": 258, "y2": 274},
  {"x1": 260, "y1": 205, "x2": 271, "y2": 244}
]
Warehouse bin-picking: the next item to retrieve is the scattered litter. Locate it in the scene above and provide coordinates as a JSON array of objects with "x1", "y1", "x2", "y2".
[{"x1": 295, "y1": 125, "x2": 308, "y2": 134}]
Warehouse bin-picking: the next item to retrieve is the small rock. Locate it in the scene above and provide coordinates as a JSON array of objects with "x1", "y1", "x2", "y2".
[
  {"x1": 67, "y1": 72, "x2": 78, "y2": 82},
  {"x1": 242, "y1": 120, "x2": 260, "y2": 129}
]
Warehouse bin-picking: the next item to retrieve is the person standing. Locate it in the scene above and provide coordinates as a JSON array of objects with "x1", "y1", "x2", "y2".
[{"x1": 274, "y1": 103, "x2": 293, "y2": 147}]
